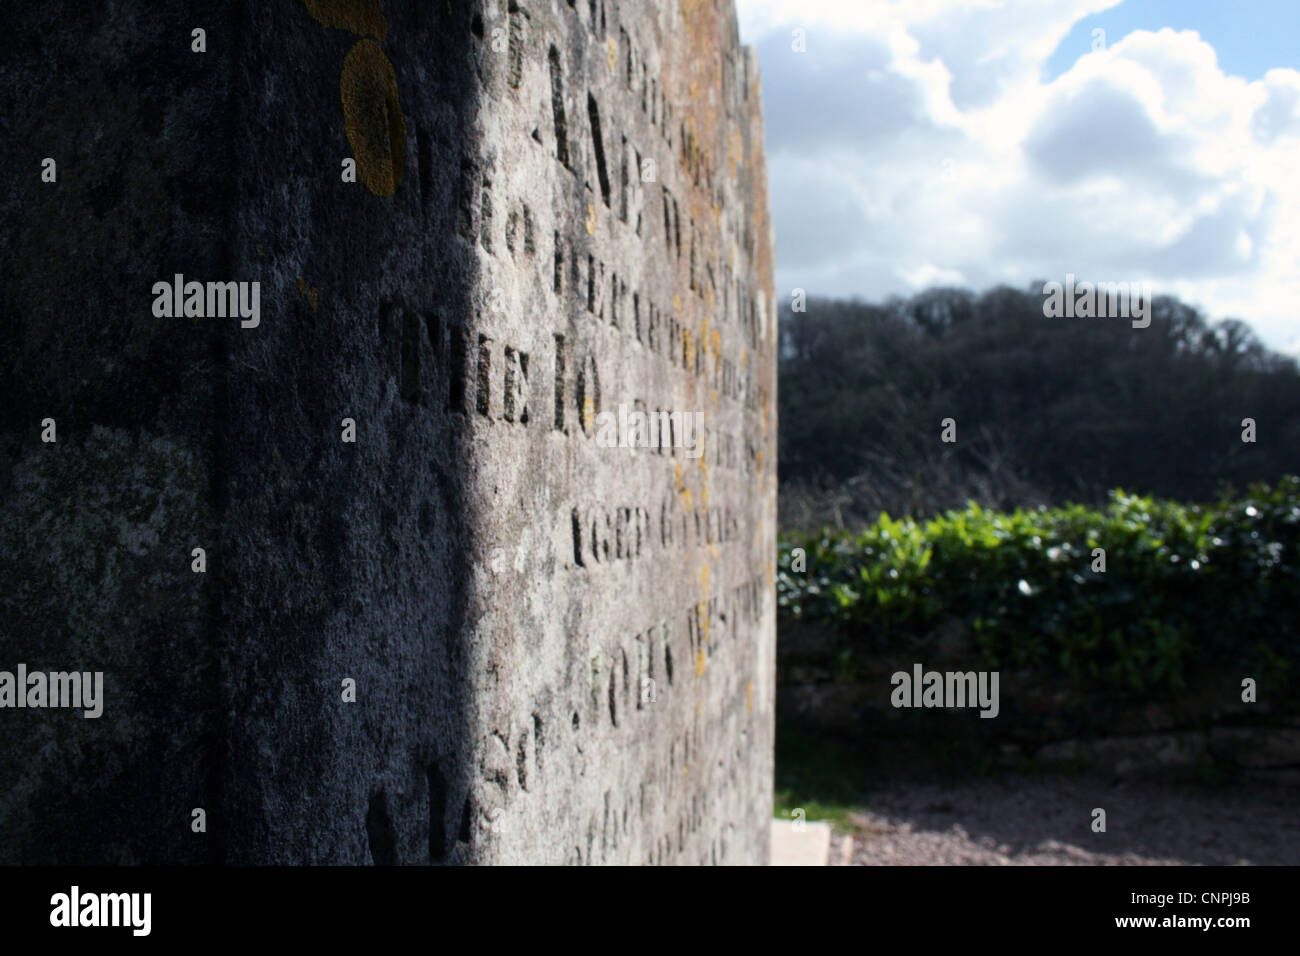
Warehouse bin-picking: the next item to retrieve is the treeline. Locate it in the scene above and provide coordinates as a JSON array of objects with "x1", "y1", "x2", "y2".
[{"x1": 779, "y1": 286, "x2": 1300, "y2": 529}]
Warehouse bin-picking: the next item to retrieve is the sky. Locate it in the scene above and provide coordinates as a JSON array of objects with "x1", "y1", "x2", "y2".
[{"x1": 734, "y1": 0, "x2": 1300, "y2": 353}]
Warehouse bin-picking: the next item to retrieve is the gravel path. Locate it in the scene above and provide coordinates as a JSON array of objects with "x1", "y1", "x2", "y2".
[{"x1": 830, "y1": 775, "x2": 1300, "y2": 865}]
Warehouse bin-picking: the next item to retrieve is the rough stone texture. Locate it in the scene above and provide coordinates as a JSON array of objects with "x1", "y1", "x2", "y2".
[{"x1": 1, "y1": 0, "x2": 776, "y2": 865}]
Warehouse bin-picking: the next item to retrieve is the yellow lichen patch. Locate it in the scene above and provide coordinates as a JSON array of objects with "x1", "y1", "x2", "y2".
[
  {"x1": 673, "y1": 294, "x2": 681, "y2": 312},
  {"x1": 702, "y1": 315, "x2": 722, "y2": 366},
  {"x1": 695, "y1": 646, "x2": 706, "y2": 678},
  {"x1": 582, "y1": 395, "x2": 596, "y2": 433},
  {"x1": 682, "y1": 0, "x2": 712, "y2": 25},
  {"x1": 607, "y1": 36, "x2": 618, "y2": 72},
  {"x1": 683, "y1": 329, "x2": 695, "y2": 370},
  {"x1": 298, "y1": 277, "x2": 321, "y2": 312},
  {"x1": 340, "y1": 39, "x2": 405, "y2": 197},
  {"x1": 585, "y1": 203, "x2": 596, "y2": 235},
  {"x1": 303, "y1": 0, "x2": 388, "y2": 40}
]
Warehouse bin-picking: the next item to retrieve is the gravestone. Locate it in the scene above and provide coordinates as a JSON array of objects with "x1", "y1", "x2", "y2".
[{"x1": 0, "y1": 0, "x2": 776, "y2": 865}]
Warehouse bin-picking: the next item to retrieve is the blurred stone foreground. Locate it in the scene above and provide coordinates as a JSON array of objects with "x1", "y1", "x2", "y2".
[{"x1": 0, "y1": 0, "x2": 777, "y2": 865}]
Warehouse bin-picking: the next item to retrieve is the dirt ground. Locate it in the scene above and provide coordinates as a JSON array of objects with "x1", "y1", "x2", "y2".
[{"x1": 828, "y1": 774, "x2": 1300, "y2": 865}]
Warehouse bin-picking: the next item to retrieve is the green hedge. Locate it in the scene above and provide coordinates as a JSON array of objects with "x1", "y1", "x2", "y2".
[{"x1": 777, "y1": 476, "x2": 1300, "y2": 699}]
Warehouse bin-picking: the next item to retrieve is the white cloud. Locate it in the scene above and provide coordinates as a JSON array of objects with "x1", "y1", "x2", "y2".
[{"x1": 737, "y1": 0, "x2": 1300, "y2": 347}]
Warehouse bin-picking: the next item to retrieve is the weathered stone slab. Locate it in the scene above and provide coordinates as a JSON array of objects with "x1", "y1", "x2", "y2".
[
  {"x1": 770, "y1": 820, "x2": 832, "y2": 867},
  {"x1": 1, "y1": 0, "x2": 776, "y2": 865}
]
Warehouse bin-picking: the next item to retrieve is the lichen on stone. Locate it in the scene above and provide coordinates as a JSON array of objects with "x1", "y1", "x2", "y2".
[
  {"x1": 340, "y1": 38, "x2": 406, "y2": 197},
  {"x1": 303, "y1": 0, "x2": 389, "y2": 41}
]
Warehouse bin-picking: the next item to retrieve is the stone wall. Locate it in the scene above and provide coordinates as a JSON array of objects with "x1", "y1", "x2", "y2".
[
  {"x1": 0, "y1": 0, "x2": 777, "y2": 865},
  {"x1": 779, "y1": 622, "x2": 1300, "y2": 785}
]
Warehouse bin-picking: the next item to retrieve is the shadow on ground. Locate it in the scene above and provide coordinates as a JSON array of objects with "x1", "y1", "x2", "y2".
[{"x1": 776, "y1": 725, "x2": 1300, "y2": 865}]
